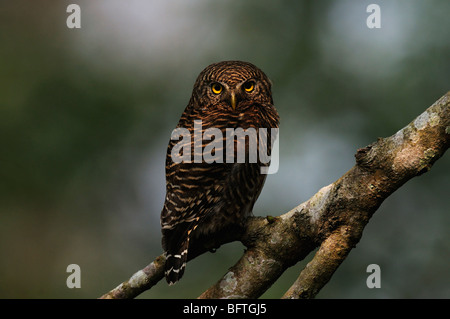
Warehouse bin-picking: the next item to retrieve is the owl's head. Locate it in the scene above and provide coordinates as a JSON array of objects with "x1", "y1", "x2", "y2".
[{"x1": 191, "y1": 61, "x2": 273, "y2": 111}]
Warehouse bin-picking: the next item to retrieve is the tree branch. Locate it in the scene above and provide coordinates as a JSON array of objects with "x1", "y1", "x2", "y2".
[
  {"x1": 282, "y1": 225, "x2": 360, "y2": 299},
  {"x1": 100, "y1": 91, "x2": 449, "y2": 299},
  {"x1": 100, "y1": 255, "x2": 165, "y2": 299}
]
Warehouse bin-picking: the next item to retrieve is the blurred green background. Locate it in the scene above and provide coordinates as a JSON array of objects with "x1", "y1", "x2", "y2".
[{"x1": 0, "y1": 0, "x2": 448, "y2": 298}]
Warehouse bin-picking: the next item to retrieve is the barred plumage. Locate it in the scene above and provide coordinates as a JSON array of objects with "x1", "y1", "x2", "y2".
[{"x1": 160, "y1": 61, "x2": 279, "y2": 285}]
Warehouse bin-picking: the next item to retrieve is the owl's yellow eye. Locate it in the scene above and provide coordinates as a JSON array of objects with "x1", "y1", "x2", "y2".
[
  {"x1": 243, "y1": 81, "x2": 255, "y2": 93},
  {"x1": 211, "y1": 83, "x2": 223, "y2": 94}
]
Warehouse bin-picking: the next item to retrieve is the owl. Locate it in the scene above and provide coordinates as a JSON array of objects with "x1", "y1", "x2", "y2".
[{"x1": 160, "y1": 61, "x2": 279, "y2": 285}]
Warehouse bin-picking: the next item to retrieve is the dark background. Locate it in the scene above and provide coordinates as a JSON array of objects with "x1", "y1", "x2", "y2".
[{"x1": 0, "y1": 0, "x2": 448, "y2": 298}]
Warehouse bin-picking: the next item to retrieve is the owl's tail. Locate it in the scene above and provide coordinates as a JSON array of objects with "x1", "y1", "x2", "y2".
[
  {"x1": 164, "y1": 237, "x2": 189, "y2": 285},
  {"x1": 163, "y1": 220, "x2": 202, "y2": 285}
]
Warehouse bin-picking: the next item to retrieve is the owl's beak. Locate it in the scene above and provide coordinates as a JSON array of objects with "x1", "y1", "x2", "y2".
[{"x1": 230, "y1": 91, "x2": 237, "y2": 110}]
